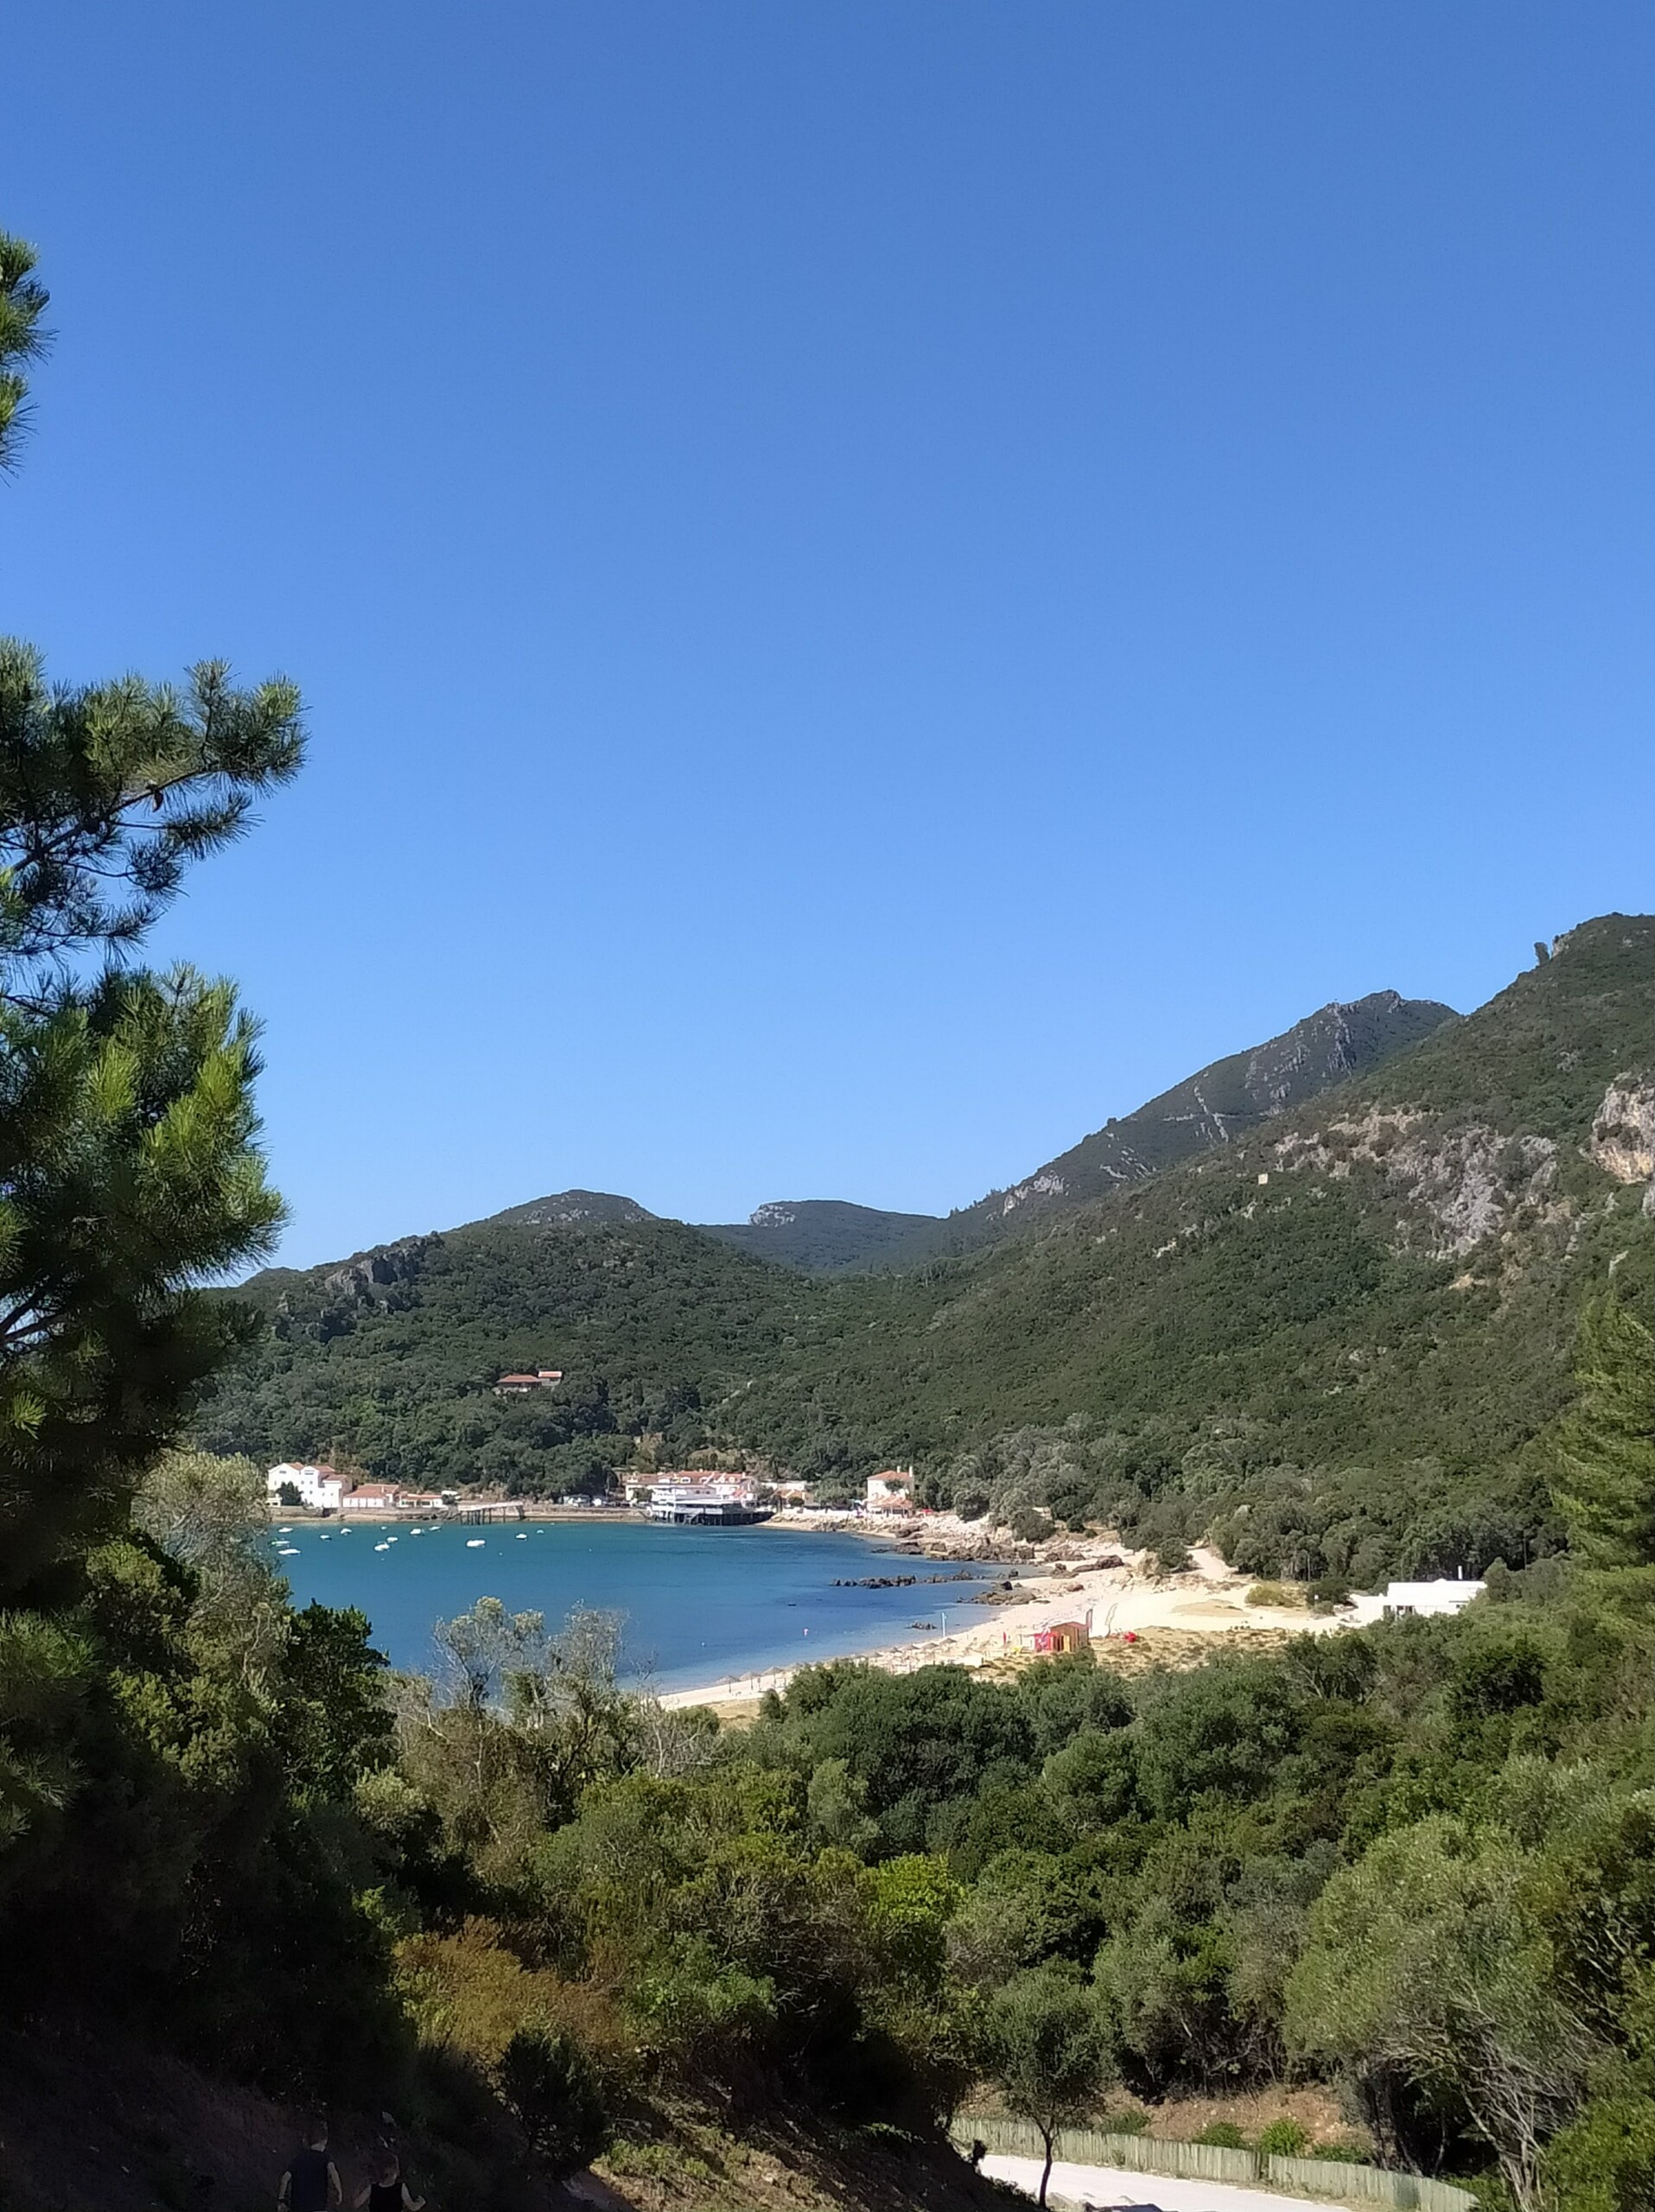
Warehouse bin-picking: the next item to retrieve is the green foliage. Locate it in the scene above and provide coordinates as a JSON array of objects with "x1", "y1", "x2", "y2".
[
  {"x1": 1135, "y1": 1660, "x2": 1298, "y2": 1821},
  {"x1": 1287, "y1": 1818, "x2": 1590, "y2": 2208},
  {"x1": 1254, "y1": 2118, "x2": 1308, "y2": 2156},
  {"x1": 0, "y1": 640, "x2": 302, "y2": 988},
  {"x1": 0, "y1": 969, "x2": 290, "y2": 1593},
  {"x1": 1196, "y1": 2120, "x2": 1247, "y2": 2146},
  {"x1": 983, "y1": 1962, "x2": 1116, "y2": 2204},
  {"x1": 1541, "y1": 2086, "x2": 1655, "y2": 2212},
  {"x1": 0, "y1": 232, "x2": 49, "y2": 470},
  {"x1": 1550, "y1": 1292, "x2": 1655, "y2": 1569},
  {"x1": 497, "y1": 2025, "x2": 611, "y2": 2178}
]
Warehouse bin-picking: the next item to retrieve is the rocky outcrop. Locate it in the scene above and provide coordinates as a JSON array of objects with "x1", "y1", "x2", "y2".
[
  {"x1": 945, "y1": 988, "x2": 1459, "y2": 1247},
  {"x1": 1275, "y1": 1110, "x2": 1559, "y2": 1258},
  {"x1": 1587, "y1": 1078, "x2": 1655, "y2": 1216},
  {"x1": 1000, "y1": 1171, "x2": 1068, "y2": 1218},
  {"x1": 321, "y1": 1236, "x2": 436, "y2": 1302}
]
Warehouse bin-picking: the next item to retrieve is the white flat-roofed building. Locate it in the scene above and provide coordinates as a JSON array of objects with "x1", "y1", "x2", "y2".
[
  {"x1": 1384, "y1": 1578, "x2": 1486, "y2": 1618},
  {"x1": 1347, "y1": 1577, "x2": 1487, "y2": 1625}
]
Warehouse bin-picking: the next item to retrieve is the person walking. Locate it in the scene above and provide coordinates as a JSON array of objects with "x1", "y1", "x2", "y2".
[
  {"x1": 278, "y1": 2122, "x2": 341, "y2": 2212},
  {"x1": 354, "y1": 2152, "x2": 424, "y2": 2212}
]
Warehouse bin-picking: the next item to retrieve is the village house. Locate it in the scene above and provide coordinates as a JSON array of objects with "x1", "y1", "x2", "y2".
[
  {"x1": 493, "y1": 1368, "x2": 564, "y2": 1395},
  {"x1": 266, "y1": 1463, "x2": 346, "y2": 1510},
  {"x1": 864, "y1": 1467, "x2": 915, "y2": 1513},
  {"x1": 342, "y1": 1480, "x2": 404, "y2": 1512}
]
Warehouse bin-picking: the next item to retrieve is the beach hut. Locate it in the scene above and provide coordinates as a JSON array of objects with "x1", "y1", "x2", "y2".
[{"x1": 1032, "y1": 1620, "x2": 1092, "y2": 1656}]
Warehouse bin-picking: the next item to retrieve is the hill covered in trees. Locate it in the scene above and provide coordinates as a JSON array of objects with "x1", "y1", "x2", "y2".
[{"x1": 201, "y1": 915, "x2": 1653, "y2": 1583}]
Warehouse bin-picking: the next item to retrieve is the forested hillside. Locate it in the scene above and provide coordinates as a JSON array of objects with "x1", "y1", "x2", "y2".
[
  {"x1": 703, "y1": 1198, "x2": 949, "y2": 1272},
  {"x1": 731, "y1": 915, "x2": 1655, "y2": 1575},
  {"x1": 203, "y1": 1214, "x2": 801, "y2": 1491},
  {"x1": 201, "y1": 917, "x2": 1653, "y2": 1583}
]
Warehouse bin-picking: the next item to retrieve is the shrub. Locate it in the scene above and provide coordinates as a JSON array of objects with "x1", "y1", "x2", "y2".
[
  {"x1": 1541, "y1": 2091, "x2": 1655, "y2": 2212},
  {"x1": 498, "y1": 2025, "x2": 611, "y2": 2179},
  {"x1": 1246, "y1": 1581, "x2": 1304, "y2": 1609},
  {"x1": 1256, "y1": 2118, "x2": 1308, "y2": 2157},
  {"x1": 1196, "y1": 2121, "x2": 1247, "y2": 2148}
]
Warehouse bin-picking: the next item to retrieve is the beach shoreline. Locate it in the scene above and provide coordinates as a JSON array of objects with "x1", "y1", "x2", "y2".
[{"x1": 659, "y1": 1539, "x2": 1348, "y2": 1707}]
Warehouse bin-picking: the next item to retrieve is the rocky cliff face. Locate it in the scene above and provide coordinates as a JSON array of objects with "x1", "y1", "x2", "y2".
[
  {"x1": 321, "y1": 1235, "x2": 437, "y2": 1302},
  {"x1": 1273, "y1": 1109, "x2": 1563, "y2": 1258},
  {"x1": 1587, "y1": 1078, "x2": 1655, "y2": 1216},
  {"x1": 931, "y1": 987, "x2": 1460, "y2": 1253}
]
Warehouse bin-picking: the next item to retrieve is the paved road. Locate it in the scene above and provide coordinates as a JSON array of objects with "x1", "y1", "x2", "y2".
[{"x1": 981, "y1": 2152, "x2": 1351, "y2": 2212}]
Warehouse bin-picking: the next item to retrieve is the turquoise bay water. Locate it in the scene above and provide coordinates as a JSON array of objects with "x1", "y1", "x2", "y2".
[{"x1": 271, "y1": 1517, "x2": 990, "y2": 1691}]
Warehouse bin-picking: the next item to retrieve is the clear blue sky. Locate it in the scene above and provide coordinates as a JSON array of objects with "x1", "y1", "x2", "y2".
[{"x1": 3, "y1": 3, "x2": 1651, "y2": 1266}]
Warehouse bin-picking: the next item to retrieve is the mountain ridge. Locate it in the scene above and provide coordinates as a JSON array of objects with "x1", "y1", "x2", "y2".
[
  {"x1": 202, "y1": 916, "x2": 1653, "y2": 1581},
  {"x1": 695, "y1": 985, "x2": 1456, "y2": 1270},
  {"x1": 888, "y1": 984, "x2": 1458, "y2": 1265},
  {"x1": 249, "y1": 982, "x2": 1457, "y2": 1285}
]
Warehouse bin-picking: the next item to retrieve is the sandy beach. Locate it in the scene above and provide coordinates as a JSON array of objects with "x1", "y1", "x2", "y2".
[{"x1": 659, "y1": 1528, "x2": 1345, "y2": 1708}]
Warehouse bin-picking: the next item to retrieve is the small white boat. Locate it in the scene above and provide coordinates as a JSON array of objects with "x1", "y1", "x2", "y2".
[
  {"x1": 385, "y1": 1535, "x2": 398, "y2": 1543},
  {"x1": 517, "y1": 1532, "x2": 528, "y2": 1540},
  {"x1": 277, "y1": 1546, "x2": 299, "y2": 1556},
  {"x1": 466, "y1": 1537, "x2": 485, "y2": 1548},
  {"x1": 277, "y1": 1527, "x2": 291, "y2": 1534},
  {"x1": 374, "y1": 1541, "x2": 390, "y2": 1551}
]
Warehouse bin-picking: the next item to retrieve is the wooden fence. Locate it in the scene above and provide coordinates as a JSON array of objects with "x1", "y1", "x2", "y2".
[{"x1": 950, "y1": 2115, "x2": 1476, "y2": 2212}]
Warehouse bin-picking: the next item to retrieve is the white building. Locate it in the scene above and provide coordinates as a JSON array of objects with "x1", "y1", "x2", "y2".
[
  {"x1": 645, "y1": 1472, "x2": 770, "y2": 1525},
  {"x1": 865, "y1": 1467, "x2": 914, "y2": 1512},
  {"x1": 267, "y1": 1462, "x2": 346, "y2": 1510},
  {"x1": 1384, "y1": 1578, "x2": 1486, "y2": 1618},
  {"x1": 1347, "y1": 1577, "x2": 1486, "y2": 1625}
]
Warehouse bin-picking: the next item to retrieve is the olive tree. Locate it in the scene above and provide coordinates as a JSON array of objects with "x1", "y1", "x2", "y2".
[{"x1": 983, "y1": 1961, "x2": 1116, "y2": 2207}]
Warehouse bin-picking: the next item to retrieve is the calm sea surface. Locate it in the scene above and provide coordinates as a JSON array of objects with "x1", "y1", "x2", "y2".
[{"x1": 271, "y1": 1517, "x2": 994, "y2": 1690}]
